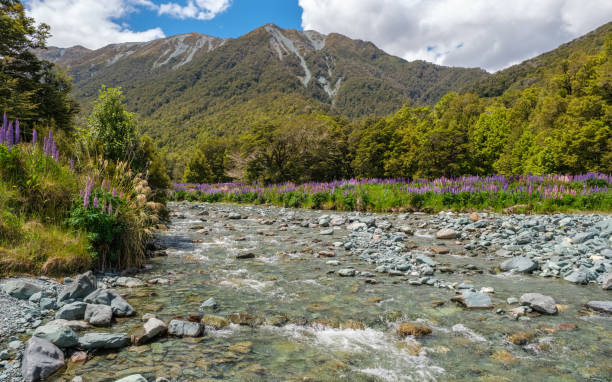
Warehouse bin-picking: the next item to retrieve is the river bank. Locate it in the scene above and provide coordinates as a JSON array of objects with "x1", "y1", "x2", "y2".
[{"x1": 1, "y1": 202, "x2": 611, "y2": 381}]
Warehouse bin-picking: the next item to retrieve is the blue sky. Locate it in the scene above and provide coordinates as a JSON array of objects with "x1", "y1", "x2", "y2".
[
  {"x1": 123, "y1": 0, "x2": 303, "y2": 38},
  {"x1": 26, "y1": 0, "x2": 612, "y2": 71}
]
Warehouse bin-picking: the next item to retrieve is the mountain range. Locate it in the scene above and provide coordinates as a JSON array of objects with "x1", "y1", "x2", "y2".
[{"x1": 36, "y1": 22, "x2": 611, "y2": 154}]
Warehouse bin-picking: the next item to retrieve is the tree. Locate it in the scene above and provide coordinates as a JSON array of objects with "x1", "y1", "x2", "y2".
[
  {"x1": 1, "y1": 0, "x2": 78, "y2": 131},
  {"x1": 134, "y1": 135, "x2": 171, "y2": 190},
  {"x1": 86, "y1": 86, "x2": 138, "y2": 163},
  {"x1": 184, "y1": 150, "x2": 214, "y2": 183}
]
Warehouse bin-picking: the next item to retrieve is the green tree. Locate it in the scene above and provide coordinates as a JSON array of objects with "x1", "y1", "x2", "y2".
[
  {"x1": 86, "y1": 86, "x2": 138, "y2": 163},
  {"x1": 184, "y1": 150, "x2": 214, "y2": 183}
]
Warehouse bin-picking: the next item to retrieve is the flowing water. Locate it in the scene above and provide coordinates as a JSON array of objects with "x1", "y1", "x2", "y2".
[{"x1": 56, "y1": 203, "x2": 611, "y2": 381}]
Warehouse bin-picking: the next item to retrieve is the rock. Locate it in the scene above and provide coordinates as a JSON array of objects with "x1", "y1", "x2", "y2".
[
  {"x1": 0, "y1": 350, "x2": 10, "y2": 360},
  {"x1": 39, "y1": 297, "x2": 56, "y2": 310},
  {"x1": 77, "y1": 333, "x2": 130, "y2": 350},
  {"x1": 508, "y1": 331, "x2": 535, "y2": 345},
  {"x1": 602, "y1": 273, "x2": 612, "y2": 290},
  {"x1": 58, "y1": 271, "x2": 97, "y2": 302},
  {"x1": 228, "y1": 212, "x2": 241, "y2": 219},
  {"x1": 115, "y1": 375, "x2": 147, "y2": 382},
  {"x1": 337, "y1": 268, "x2": 356, "y2": 277},
  {"x1": 585, "y1": 301, "x2": 612, "y2": 314},
  {"x1": 500, "y1": 257, "x2": 538, "y2": 273},
  {"x1": 9, "y1": 340, "x2": 22, "y2": 349},
  {"x1": 435, "y1": 228, "x2": 457, "y2": 240},
  {"x1": 168, "y1": 319, "x2": 203, "y2": 337},
  {"x1": 70, "y1": 351, "x2": 87, "y2": 363},
  {"x1": 226, "y1": 313, "x2": 259, "y2": 326},
  {"x1": 201, "y1": 315, "x2": 230, "y2": 330},
  {"x1": 134, "y1": 318, "x2": 167, "y2": 345},
  {"x1": 85, "y1": 289, "x2": 135, "y2": 317},
  {"x1": 115, "y1": 277, "x2": 145, "y2": 288},
  {"x1": 571, "y1": 232, "x2": 596, "y2": 244},
  {"x1": 397, "y1": 323, "x2": 432, "y2": 337},
  {"x1": 147, "y1": 278, "x2": 170, "y2": 285},
  {"x1": 451, "y1": 324, "x2": 487, "y2": 342},
  {"x1": 507, "y1": 306, "x2": 528, "y2": 320},
  {"x1": 399, "y1": 226, "x2": 413, "y2": 235},
  {"x1": 21, "y1": 337, "x2": 65, "y2": 382},
  {"x1": 3, "y1": 280, "x2": 42, "y2": 300},
  {"x1": 236, "y1": 252, "x2": 255, "y2": 259},
  {"x1": 84, "y1": 304, "x2": 113, "y2": 327},
  {"x1": 50, "y1": 319, "x2": 89, "y2": 332},
  {"x1": 33, "y1": 322, "x2": 78, "y2": 348},
  {"x1": 564, "y1": 270, "x2": 588, "y2": 284},
  {"x1": 29, "y1": 291, "x2": 43, "y2": 304},
  {"x1": 430, "y1": 245, "x2": 449, "y2": 254},
  {"x1": 320, "y1": 228, "x2": 334, "y2": 235},
  {"x1": 451, "y1": 291, "x2": 493, "y2": 309},
  {"x1": 469, "y1": 213, "x2": 482, "y2": 222},
  {"x1": 55, "y1": 302, "x2": 87, "y2": 320},
  {"x1": 200, "y1": 297, "x2": 218, "y2": 310},
  {"x1": 520, "y1": 293, "x2": 558, "y2": 315},
  {"x1": 347, "y1": 222, "x2": 367, "y2": 231},
  {"x1": 329, "y1": 217, "x2": 346, "y2": 226},
  {"x1": 415, "y1": 255, "x2": 436, "y2": 267}
]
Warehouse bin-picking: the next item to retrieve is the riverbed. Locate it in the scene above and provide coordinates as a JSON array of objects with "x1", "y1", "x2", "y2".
[{"x1": 47, "y1": 203, "x2": 612, "y2": 381}]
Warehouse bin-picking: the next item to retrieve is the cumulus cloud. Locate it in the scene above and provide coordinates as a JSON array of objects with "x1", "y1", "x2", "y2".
[
  {"x1": 158, "y1": 0, "x2": 231, "y2": 20},
  {"x1": 299, "y1": 0, "x2": 612, "y2": 72},
  {"x1": 27, "y1": 0, "x2": 165, "y2": 49}
]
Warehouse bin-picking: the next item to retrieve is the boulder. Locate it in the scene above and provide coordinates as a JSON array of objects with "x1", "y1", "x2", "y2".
[
  {"x1": 602, "y1": 273, "x2": 612, "y2": 290},
  {"x1": 55, "y1": 302, "x2": 87, "y2": 320},
  {"x1": 134, "y1": 318, "x2": 167, "y2": 345},
  {"x1": 21, "y1": 337, "x2": 65, "y2": 382},
  {"x1": 3, "y1": 280, "x2": 42, "y2": 300},
  {"x1": 337, "y1": 268, "x2": 356, "y2": 277},
  {"x1": 451, "y1": 291, "x2": 493, "y2": 309},
  {"x1": 435, "y1": 228, "x2": 457, "y2": 240},
  {"x1": 500, "y1": 257, "x2": 538, "y2": 273},
  {"x1": 585, "y1": 301, "x2": 612, "y2": 314},
  {"x1": 33, "y1": 322, "x2": 78, "y2": 348},
  {"x1": 39, "y1": 297, "x2": 57, "y2": 310},
  {"x1": 84, "y1": 304, "x2": 113, "y2": 327},
  {"x1": 84, "y1": 289, "x2": 135, "y2": 317},
  {"x1": 115, "y1": 277, "x2": 145, "y2": 288},
  {"x1": 77, "y1": 333, "x2": 130, "y2": 350},
  {"x1": 50, "y1": 319, "x2": 90, "y2": 332},
  {"x1": 520, "y1": 293, "x2": 558, "y2": 315},
  {"x1": 168, "y1": 319, "x2": 202, "y2": 337},
  {"x1": 329, "y1": 217, "x2": 346, "y2": 226},
  {"x1": 115, "y1": 375, "x2": 147, "y2": 382},
  {"x1": 58, "y1": 271, "x2": 97, "y2": 302},
  {"x1": 571, "y1": 232, "x2": 596, "y2": 244},
  {"x1": 564, "y1": 270, "x2": 588, "y2": 284}
]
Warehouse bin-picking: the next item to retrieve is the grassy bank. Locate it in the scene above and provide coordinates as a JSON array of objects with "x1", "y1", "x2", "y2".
[{"x1": 171, "y1": 174, "x2": 612, "y2": 213}]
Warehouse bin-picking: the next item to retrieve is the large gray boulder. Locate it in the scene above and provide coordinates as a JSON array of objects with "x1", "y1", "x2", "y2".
[
  {"x1": 77, "y1": 333, "x2": 130, "y2": 350},
  {"x1": 3, "y1": 280, "x2": 42, "y2": 300},
  {"x1": 564, "y1": 270, "x2": 588, "y2": 284},
  {"x1": 168, "y1": 319, "x2": 202, "y2": 337},
  {"x1": 585, "y1": 301, "x2": 612, "y2": 314},
  {"x1": 520, "y1": 293, "x2": 558, "y2": 315},
  {"x1": 84, "y1": 289, "x2": 135, "y2": 317},
  {"x1": 500, "y1": 257, "x2": 538, "y2": 273},
  {"x1": 21, "y1": 337, "x2": 65, "y2": 382},
  {"x1": 134, "y1": 317, "x2": 167, "y2": 345},
  {"x1": 55, "y1": 302, "x2": 87, "y2": 320},
  {"x1": 58, "y1": 271, "x2": 97, "y2": 302},
  {"x1": 33, "y1": 322, "x2": 78, "y2": 348},
  {"x1": 84, "y1": 304, "x2": 113, "y2": 327}
]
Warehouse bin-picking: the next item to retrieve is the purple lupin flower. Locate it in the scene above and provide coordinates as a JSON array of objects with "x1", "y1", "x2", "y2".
[
  {"x1": 108, "y1": 203, "x2": 113, "y2": 215},
  {"x1": 7, "y1": 121, "x2": 13, "y2": 147},
  {"x1": 14, "y1": 120, "x2": 19, "y2": 144},
  {"x1": 69, "y1": 158, "x2": 74, "y2": 171},
  {"x1": 93, "y1": 196, "x2": 99, "y2": 209},
  {"x1": 32, "y1": 129, "x2": 37, "y2": 145}
]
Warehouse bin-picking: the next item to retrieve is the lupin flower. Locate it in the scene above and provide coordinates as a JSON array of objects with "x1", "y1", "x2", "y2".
[
  {"x1": 93, "y1": 196, "x2": 99, "y2": 209},
  {"x1": 14, "y1": 120, "x2": 19, "y2": 144},
  {"x1": 32, "y1": 129, "x2": 37, "y2": 145}
]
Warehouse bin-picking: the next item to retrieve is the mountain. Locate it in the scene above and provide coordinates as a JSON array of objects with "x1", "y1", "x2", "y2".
[
  {"x1": 38, "y1": 24, "x2": 487, "y2": 150},
  {"x1": 465, "y1": 21, "x2": 612, "y2": 97}
]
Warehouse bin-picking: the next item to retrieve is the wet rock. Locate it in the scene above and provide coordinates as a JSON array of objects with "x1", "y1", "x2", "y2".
[
  {"x1": 84, "y1": 304, "x2": 113, "y2": 327},
  {"x1": 115, "y1": 375, "x2": 147, "y2": 382},
  {"x1": 134, "y1": 318, "x2": 168, "y2": 345},
  {"x1": 21, "y1": 337, "x2": 65, "y2": 382},
  {"x1": 602, "y1": 273, "x2": 612, "y2": 290},
  {"x1": 115, "y1": 277, "x2": 145, "y2": 288},
  {"x1": 451, "y1": 291, "x2": 493, "y2": 309},
  {"x1": 520, "y1": 293, "x2": 558, "y2": 315},
  {"x1": 58, "y1": 271, "x2": 97, "y2": 302},
  {"x1": 430, "y1": 245, "x2": 449, "y2": 254},
  {"x1": 397, "y1": 322, "x2": 432, "y2": 337},
  {"x1": 500, "y1": 257, "x2": 538, "y2": 273},
  {"x1": 435, "y1": 228, "x2": 457, "y2": 240},
  {"x1": 236, "y1": 252, "x2": 255, "y2": 259},
  {"x1": 337, "y1": 268, "x2": 356, "y2": 277},
  {"x1": 70, "y1": 351, "x2": 87, "y2": 363},
  {"x1": 77, "y1": 333, "x2": 130, "y2": 350},
  {"x1": 585, "y1": 301, "x2": 612, "y2": 314},
  {"x1": 33, "y1": 322, "x2": 78, "y2": 348},
  {"x1": 416, "y1": 255, "x2": 436, "y2": 267},
  {"x1": 564, "y1": 270, "x2": 588, "y2": 284},
  {"x1": 3, "y1": 280, "x2": 42, "y2": 300},
  {"x1": 201, "y1": 315, "x2": 230, "y2": 330},
  {"x1": 200, "y1": 297, "x2": 218, "y2": 310},
  {"x1": 168, "y1": 319, "x2": 203, "y2": 337},
  {"x1": 227, "y1": 313, "x2": 259, "y2": 326},
  {"x1": 55, "y1": 302, "x2": 87, "y2": 320}
]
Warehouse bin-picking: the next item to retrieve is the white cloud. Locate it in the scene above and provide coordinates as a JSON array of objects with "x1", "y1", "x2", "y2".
[
  {"x1": 158, "y1": 0, "x2": 231, "y2": 20},
  {"x1": 299, "y1": 0, "x2": 612, "y2": 72},
  {"x1": 27, "y1": 0, "x2": 166, "y2": 49}
]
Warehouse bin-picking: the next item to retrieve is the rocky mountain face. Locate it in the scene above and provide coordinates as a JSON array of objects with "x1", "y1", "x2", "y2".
[{"x1": 37, "y1": 24, "x2": 488, "y2": 148}]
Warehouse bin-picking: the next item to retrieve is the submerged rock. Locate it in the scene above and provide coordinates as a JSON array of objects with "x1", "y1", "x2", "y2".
[
  {"x1": 451, "y1": 291, "x2": 493, "y2": 309},
  {"x1": 200, "y1": 297, "x2": 218, "y2": 310},
  {"x1": 520, "y1": 293, "x2": 558, "y2": 315},
  {"x1": 21, "y1": 337, "x2": 65, "y2": 382},
  {"x1": 201, "y1": 315, "x2": 230, "y2": 330},
  {"x1": 397, "y1": 322, "x2": 432, "y2": 337}
]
